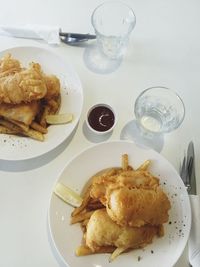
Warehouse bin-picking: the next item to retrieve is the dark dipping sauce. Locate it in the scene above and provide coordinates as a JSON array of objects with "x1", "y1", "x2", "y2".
[{"x1": 88, "y1": 106, "x2": 115, "y2": 132}]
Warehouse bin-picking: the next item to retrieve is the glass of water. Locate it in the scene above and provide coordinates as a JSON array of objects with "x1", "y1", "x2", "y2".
[
  {"x1": 134, "y1": 87, "x2": 185, "y2": 135},
  {"x1": 91, "y1": 1, "x2": 136, "y2": 59}
]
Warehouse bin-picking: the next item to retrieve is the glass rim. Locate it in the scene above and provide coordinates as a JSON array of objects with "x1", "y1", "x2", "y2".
[
  {"x1": 134, "y1": 86, "x2": 186, "y2": 133},
  {"x1": 91, "y1": 1, "x2": 136, "y2": 36}
]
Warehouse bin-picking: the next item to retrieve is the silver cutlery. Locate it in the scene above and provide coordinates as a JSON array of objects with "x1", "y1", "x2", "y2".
[
  {"x1": 180, "y1": 141, "x2": 200, "y2": 267},
  {"x1": 59, "y1": 32, "x2": 96, "y2": 44},
  {"x1": 0, "y1": 24, "x2": 96, "y2": 44}
]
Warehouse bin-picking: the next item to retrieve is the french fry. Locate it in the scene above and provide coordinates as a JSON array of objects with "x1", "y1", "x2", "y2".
[
  {"x1": 39, "y1": 105, "x2": 50, "y2": 128},
  {"x1": 70, "y1": 210, "x2": 94, "y2": 224},
  {"x1": 109, "y1": 247, "x2": 127, "y2": 262},
  {"x1": 137, "y1": 160, "x2": 151, "y2": 171},
  {"x1": 158, "y1": 224, "x2": 164, "y2": 237},
  {"x1": 122, "y1": 154, "x2": 129, "y2": 170},
  {"x1": 0, "y1": 118, "x2": 44, "y2": 141},
  {"x1": 31, "y1": 121, "x2": 48, "y2": 134},
  {"x1": 0, "y1": 118, "x2": 21, "y2": 132},
  {"x1": 71, "y1": 185, "x2": 92, "y2": 216},
  {"x1": 8, "y1": 119, "x2": 29, "y2": 132},
  {"x1": 22, "y1": 128, "x2": 44, "y2": 141},
  {"x1": 75, "y1": 246, "x2": 94, "y2": 256},
  {"x1": 76, "y1": 245, "x2": 115, "y2": 256},
  {"x1": 0, "y1": 125, "x2": 19, "y2": 134}
]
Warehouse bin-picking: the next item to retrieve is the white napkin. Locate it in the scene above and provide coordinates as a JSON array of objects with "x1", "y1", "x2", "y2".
[
  {"x1": 189, "y1": 195, "x2": 200, "y2": 267},
  {"x1": 0, "y1": 24, "x2": 60, "y2": 45}
]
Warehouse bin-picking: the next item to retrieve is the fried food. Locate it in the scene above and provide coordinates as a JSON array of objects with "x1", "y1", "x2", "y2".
[
  {"x1": 0, "y1": 101, "x2": 39, "y2": 125},
  {"x1": 0, "y1": 54, "x2": 21, "y2": 78},
  {"x1": 85, "y1": 209, "x2": 159, "y2": 252},
  {"x1": 90, "y1": 169, "x2": 160, "y2": 205},
  {"x1": 0, "y1": 53, "x2": 71, "y2": 141},
  {"x1": 0, "y1": 63, "x2": 47, "y2": 104},
  {"x1": 106, "y1": 187, "x2": 171, "y2": 227},
  {"x1": 69, "y1": 154, "x2": 171, "y2": 261},
  {"x1": 76, "y1": 244, "x2": 115, "y2": 256},
  {"x1": 43, "y1": 75, "x2": 61, "y2": 100}
]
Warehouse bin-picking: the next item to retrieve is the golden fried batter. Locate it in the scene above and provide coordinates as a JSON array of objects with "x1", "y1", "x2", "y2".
[
  {"x1": 0, "y1": 61, "x2": 47, "y2": 104},
  {"x1": 0, "y1": 54, "x2": 22, "y2": 78},
  {"x1": 106, "y1": 187, "x2": 171, "y2": 227},
  {"x1": 90, "y1": 170, "x2": 159, "y2": 205},
  {"x1": 43, "y1": 75, "x2": 60, "y2": 100},
  {"x1": 0, "y1": 101, "x2": 40, "y2": 125},
  {"x1": 85, "y1": 209, "x2": 159, "y2": 252}
]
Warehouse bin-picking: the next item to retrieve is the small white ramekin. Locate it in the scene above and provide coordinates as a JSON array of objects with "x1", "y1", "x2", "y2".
[{"x1": 86, "y1": 103, "x2": 117, "y2": 135}]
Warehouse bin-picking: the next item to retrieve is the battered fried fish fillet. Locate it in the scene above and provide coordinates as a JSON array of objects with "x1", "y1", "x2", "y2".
[
  {"x1": 0, "y1": 54, "x2": 22, "y2": 78},
  {"x1": 0, "y1": 101, "x2": 39, "y2": 125},
  {"x1": 90, "y1": 170, "x2": 159, "y2": 205},
  {"x1": 106, "y1": 187, "x2": 171, "y2": 227},
  {"x1": 43, "y1": 75, "x2": 60, "y2": 100},
  {"x1": 85, "y1": 209, "x2": 159, "y2": 252},
  {"x1": 0, "y1": 63, "x2": 47, "y2": 104},
  {"x1": 30, "y1": 62, "x2": 61, "y2": 100}
]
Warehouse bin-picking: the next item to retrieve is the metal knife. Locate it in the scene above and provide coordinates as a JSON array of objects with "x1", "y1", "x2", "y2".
[
  {"x1": 187, "y1": 141, "x2": 196, "y2": 195},
  {"x1": 186, "y1": 141, "x2": 200, "y2": 267}
]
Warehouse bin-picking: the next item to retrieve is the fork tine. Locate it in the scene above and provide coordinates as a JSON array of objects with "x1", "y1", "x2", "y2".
[{"x1": 180, "y1": 155, "x2": 186, "y2": 183}]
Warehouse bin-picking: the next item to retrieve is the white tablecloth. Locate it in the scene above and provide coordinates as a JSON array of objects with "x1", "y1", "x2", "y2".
[{"x1": 0, "y1": 0, "x2": 199, "y2": 266}]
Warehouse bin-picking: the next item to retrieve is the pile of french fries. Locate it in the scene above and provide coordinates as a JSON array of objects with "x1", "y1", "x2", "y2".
[
  {"x1": 71, "y1": 154, "x2": 151, "y2": 261},
  {"x1": 0, "y1": 96, "x2": 61, "y2": 141}
]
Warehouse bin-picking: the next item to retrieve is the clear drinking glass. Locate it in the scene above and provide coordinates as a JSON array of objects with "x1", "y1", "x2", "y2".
[
  {"x1": 134, "y1": 87, "x2": 185, "y2": 135},
  {"x1": 91, "y1": 1, "x2": 136, "y2": 59}
]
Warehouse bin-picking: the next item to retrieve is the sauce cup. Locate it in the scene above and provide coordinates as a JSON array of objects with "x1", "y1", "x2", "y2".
[{"x1": 86, "y1": 103, "x2": 117, "y2": 135}]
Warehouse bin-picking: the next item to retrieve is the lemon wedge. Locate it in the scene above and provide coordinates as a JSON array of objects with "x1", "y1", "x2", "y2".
[
  {"x1": 46, "y1": 113, "x2": 73, "y2": 125},
  {"x1": 54, "y1": 182, "x2": 83, "y2": 207}
]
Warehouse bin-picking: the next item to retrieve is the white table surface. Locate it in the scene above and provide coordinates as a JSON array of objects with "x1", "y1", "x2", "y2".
[{"x1": 0, "y1": 0, "x2": 199, "y2": 266}]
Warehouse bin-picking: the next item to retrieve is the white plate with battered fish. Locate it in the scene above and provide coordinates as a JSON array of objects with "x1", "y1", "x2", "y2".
[
  {"x1": 48, "y1": 141, "x2": 191, "y2": 267},
  {"x1": 0, "y1": 46, "x2": 83, "y2": 160}
]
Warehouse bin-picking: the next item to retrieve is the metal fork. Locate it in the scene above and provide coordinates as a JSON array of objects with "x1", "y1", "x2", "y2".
[
  {"x1": 179, "y1": 148, "x2": 193, "y2": 267},
  {"x1": 180, "y1": 155, "x2": 191, "y2": 192}
]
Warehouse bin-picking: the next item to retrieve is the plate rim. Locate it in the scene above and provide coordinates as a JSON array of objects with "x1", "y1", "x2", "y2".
[
  {"x1": 0, "y1": 45, "x2": 84, "y2": 161},
  {"x1": 48, "y1": 140, "x2": 192, "y2": 267}
]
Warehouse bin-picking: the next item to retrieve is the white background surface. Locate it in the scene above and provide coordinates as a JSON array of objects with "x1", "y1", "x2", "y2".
[{"x1": 0, "y1": 0, "x2": 199, "y2": 266}]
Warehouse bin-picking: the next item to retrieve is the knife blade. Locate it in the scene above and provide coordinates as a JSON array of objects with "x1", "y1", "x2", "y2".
[{"x1": 187, "y1": 141, "x2": 196, "y2": 195}]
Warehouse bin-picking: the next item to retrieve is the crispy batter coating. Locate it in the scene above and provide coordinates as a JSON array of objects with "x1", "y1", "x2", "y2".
[
  {"x1": 0, "y1": 54, "x2": 22, "y2": 78},
  {"x1": 106, "y1": 187, "x2": 171, "y2": 227},
  {"x1": 90, "y1": 170, "x2": 159, "y2": 205},
  {"x1": 0, "y1": 101, "x2": 40, "y2": 125},
  {"x1": 0, "y1": 58, "x2": 47, "y2": 104},
  {"x1": 85, "y1": 209, "x2": 159, "y2": 252},
  {"x1": 43, "y1": 75, "x2": 61, "y2": 100}
]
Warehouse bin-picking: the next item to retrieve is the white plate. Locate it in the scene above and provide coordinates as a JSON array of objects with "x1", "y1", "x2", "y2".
[
  {"x1": 48, "y1": 140, "x2": 191, "y2": 267},
  {"x1": 0, "y1": 46, "x2": 83, "y2": 160}
]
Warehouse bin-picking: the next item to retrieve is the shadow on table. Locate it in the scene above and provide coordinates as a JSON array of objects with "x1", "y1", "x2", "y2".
[
  {"x1": 0, "y1": 125, "x2": 78, "y2": 172},
  {"x1": 83, "y1": 43, "x2": 122, "y2": 74},
  {"x1": 82, "y1": 120, "x2": 113, "y2": 143},
  {"x1": 120, "y1": 119, "x2": 164, "y2": 153}
]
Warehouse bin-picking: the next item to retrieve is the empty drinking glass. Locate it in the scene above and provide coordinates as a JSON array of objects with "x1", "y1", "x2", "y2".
[
  {"x1": 134, "y1": 86, "x2": 185, "y2": 135},
  {"x1": 91, "y1": 1, "x2": 136, "y2": 59}
]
